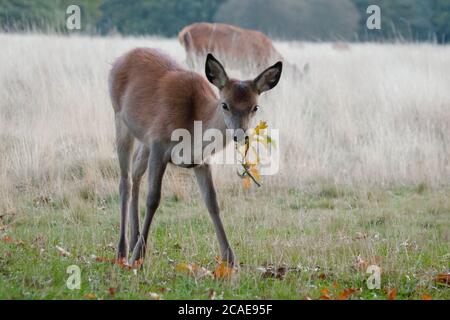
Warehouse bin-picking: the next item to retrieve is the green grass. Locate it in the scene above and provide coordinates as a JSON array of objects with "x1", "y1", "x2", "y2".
[{"x1": 0, "y1": 184, "x2": 449, "y2": 300}]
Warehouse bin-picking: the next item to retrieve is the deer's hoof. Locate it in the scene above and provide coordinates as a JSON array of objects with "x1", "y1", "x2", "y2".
[
  {"x1": 117, "y1": 240, "x2": 128, "y2": 260},
  {"x1": 223, "y1": 249, "x2": 235, "y2": 267}
]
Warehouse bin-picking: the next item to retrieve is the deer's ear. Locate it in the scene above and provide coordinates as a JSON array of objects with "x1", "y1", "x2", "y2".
[
  {"x1": 253, "y1": 61, "x2": 283, "y2": 94},
  {"x1": 205, "y1": 53, "x2": 228, "y2": 89}
]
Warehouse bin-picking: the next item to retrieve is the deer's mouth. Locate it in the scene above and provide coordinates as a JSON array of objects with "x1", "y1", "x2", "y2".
[{"x1": 233, "y1": 128, "x2": 248, "y2": 143}]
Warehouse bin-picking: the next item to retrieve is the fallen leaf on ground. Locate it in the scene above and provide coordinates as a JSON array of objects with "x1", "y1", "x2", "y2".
[
  {"x1": 2, "y1": 235, "x2": 13, "y2": 243},
  {"x1": 148, "y1": 292, "x2": 161, "y2": 300},
  {"x1": 388, "y1": 288, "x2": 397, "y2": 300},
  {"x1": 84, "y1": 293, "x2": 96, "y2": 299},
  {"x1": 318, "y1": 287, "x2": 332, "y2": 300},
  {"x1": 175, "y1": 262, "x2": 198, "y2": 276},
  {"x1": 337, "y1": 288, "x2": 358, "y2": 300},
  {"x1": 175, "y1": 262, "x2": 212, "y2": 279},
  {"x1": 93, "y1": 256, "x2": 142, "y2": 271},
  {"x1": 434, "y1": 273, "x2": 450, "y2": 286},
  {"x1": 55, "y1": 245, "x2": 71, "y2": 257},
  {"x1": 316, "y1": 273, "x2": 328, "y2": 280},
  {"x1": 157, "y1": 287, "x2": 171, "y2": 294},
  {"x1": 1, "y1": 235, "x2": 24, "y2": 245},
  {"x1": 214, "y1": 262, "x2": 234, "y2": 279},
  {"x1": 108, "y1": 288, "x2": 116, "y2": 296}
]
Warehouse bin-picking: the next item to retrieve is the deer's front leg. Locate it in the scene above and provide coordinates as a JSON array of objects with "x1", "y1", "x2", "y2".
[
  {"x1": 129, "y1": 144, "x2": 167, "y2": 265},
  {"x1": 115, "y1": 117, "x2": 134, "y2": 260},
  {"x1": 129, "y1": 144, "x2": 150, "y2": 254},
  {"x1": 195, "y1": 165, "x2": 235, "y2": 266}
]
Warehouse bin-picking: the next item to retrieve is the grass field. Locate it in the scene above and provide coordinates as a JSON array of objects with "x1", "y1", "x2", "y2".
[{"x1": 0, "y1": 33, "x2": 449, "y2": 299}]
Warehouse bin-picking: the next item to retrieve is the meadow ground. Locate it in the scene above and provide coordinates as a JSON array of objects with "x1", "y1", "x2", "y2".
[{"x1": 0, "y1": 33, "x2": 449, "y2": 299}]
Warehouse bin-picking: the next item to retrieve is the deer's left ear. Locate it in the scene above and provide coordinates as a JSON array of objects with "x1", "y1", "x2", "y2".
[{"x1": 253, "y1": 61, "x2": 283, "y2": 94}]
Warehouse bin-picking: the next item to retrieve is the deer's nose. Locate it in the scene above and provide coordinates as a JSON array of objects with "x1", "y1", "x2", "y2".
[{"x1": 233, "y1": 129, "x2": 248, "y2": 143}]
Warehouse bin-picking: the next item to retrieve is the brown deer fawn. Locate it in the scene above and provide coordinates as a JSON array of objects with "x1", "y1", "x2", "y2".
[{"x1": 109, "y1": 48, "x2": 282, "y2": 266}]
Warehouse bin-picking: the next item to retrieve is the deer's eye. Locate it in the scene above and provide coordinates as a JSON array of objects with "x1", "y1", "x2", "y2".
[
  {"x1": 252, "y1": 105, "x2": 260, "y2": 113},
  {"x1": 222, "y1": 103, "x2": 230, "y2": 111}
]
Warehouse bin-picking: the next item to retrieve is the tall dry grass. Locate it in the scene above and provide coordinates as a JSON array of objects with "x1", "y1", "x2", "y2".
[{"x1": 0, "y1": 33, "x2": 449, "y2": 206}]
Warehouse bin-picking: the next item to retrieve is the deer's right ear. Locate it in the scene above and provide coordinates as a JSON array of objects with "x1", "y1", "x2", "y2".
[{"x1": 205, "y1": 53, "x2": 228, "y2": 89}]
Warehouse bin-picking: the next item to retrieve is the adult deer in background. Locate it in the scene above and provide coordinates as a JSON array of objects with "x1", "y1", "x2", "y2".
[
  {"x1": 109, "y1": 48, "x2": 282, "y2": 266},
  {"x1": 179, "y1": 22, "x2": 308, "y2": 77}
]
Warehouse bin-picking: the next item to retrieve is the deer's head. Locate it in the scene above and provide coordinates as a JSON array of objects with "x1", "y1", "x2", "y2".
[{"x1": 205, "y1": 53, "x2": 282, "y2": 142}]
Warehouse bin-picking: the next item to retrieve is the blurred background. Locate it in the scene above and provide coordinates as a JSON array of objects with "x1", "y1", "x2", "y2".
[{"x1": 0, "y1": 0, "x2": 449, "y2": 43}]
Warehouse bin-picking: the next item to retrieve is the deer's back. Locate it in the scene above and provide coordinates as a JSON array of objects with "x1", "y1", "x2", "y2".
[
  {"x1": 179, "y1": 23, "x2": 282, "y2": 68},
  {"x1": 109, "y1": 48, "x2": 217, "y2": 142}
]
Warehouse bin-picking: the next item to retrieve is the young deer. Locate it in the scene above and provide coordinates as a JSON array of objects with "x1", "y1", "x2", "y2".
[{"x1": 109, "y1": 48, "x2": 282, "y2": 266}]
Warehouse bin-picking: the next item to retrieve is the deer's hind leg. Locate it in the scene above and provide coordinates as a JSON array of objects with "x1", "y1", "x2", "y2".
[
  {"x1": 115, "y1": 115, "x2": 135, "y2": 259},
  {"x1": 129, "y1": 143, "x2": 150, "y2": 254}
]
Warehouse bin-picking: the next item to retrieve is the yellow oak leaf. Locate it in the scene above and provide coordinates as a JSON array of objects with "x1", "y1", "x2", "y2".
[{"x1": 255, "y1": 121, "x2": 268, "y2": 135}]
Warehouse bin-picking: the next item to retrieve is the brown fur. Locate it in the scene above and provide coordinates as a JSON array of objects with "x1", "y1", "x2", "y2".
[
  {"x1": 109, "y1": 48, "x2": 282, "y2": 265},
  {"x1": 109, "y1": 48, "x2": 221, "y2": 142},
  {"x1": 179, "y1": 22, "x2": 283, "y2": 69}
]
